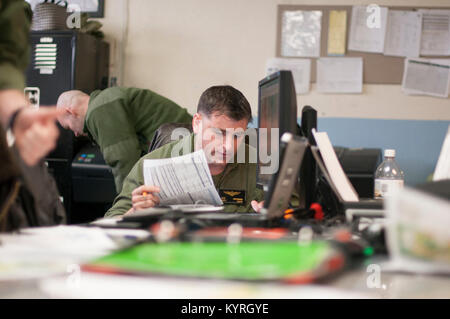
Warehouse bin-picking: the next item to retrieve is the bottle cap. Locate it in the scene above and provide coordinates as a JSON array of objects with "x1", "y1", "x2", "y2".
[{"x1": 384, "y1": 149, "x2": 396, "y2": 157}]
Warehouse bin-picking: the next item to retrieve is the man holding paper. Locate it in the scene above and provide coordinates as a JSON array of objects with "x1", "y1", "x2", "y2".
[{"x1": 105, "y1": 85, "x2": 265, "y2": 217}]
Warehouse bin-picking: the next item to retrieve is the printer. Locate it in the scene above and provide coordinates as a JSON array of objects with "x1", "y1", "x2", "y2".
[{"x1": 71, "y1": 143, "x2": 116, "y2": 222}]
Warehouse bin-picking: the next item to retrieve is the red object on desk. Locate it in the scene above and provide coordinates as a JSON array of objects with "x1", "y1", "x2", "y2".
[
  {"x1": 194, "y1": 227, "x2": 289, "y2": 240},
  {"x1": 310, "y1": 203, "x2": 324, "y2": 221}
]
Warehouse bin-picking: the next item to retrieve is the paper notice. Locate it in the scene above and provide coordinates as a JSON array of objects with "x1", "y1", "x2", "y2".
[
  {"x1": 266, "y1": 57, "x2": 311, "y2": 94},
  {"x1": 281, "y1": 10, "x2": 322, "y2": 57},
  {"x1": 143, "y1": 150, "x2": 223, "y2": 206},
  {"x1": 327, "y1": 10, "x2": 347, "y2": 56},
  {"x1": 402, "y1": 58, "x2": 450, "y2": 98},
  {"x1": 384, "y1": 10, "x2": 422, "y2": 57},
  {"x1": 316, "y1": 57, "x2": 363, "y2": 93},
  {"x1": 348, "y1": 5, "x2": 388, "y2": 53},
  {"x1": 419, "y1": 9, "x2": 450, "y2": 56}
]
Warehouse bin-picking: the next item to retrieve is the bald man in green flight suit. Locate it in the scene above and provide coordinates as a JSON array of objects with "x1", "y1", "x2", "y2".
[{"x1": 57, "y1": 87, "x2": 192, "y2": 193}]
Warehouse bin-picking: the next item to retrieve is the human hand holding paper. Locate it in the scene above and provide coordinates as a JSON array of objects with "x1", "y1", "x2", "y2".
[{"x1": 143, "y1": 150, "x2": 223, "y2": 206}]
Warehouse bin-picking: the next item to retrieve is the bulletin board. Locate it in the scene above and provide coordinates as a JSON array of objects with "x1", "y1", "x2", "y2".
[{"x1": 276, "y1": 5, "x2": 450, "y2": 84}]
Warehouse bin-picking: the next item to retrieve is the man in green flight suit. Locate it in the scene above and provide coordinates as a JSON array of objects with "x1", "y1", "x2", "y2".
[
  {"x1": 105, "y1": 85, "x2": 265, "y2": 217},
  {"x1": 56, "y1": 87, "x2": 193, "y2": 193}
]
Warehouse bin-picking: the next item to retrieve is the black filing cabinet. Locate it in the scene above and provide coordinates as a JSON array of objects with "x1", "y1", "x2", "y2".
[{"x1": 25, "y1": 30, "x2": 113, "y2": 223}]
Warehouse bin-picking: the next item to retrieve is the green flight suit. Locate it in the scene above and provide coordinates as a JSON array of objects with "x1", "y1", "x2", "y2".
[
  {"x1": 0, "y1": 0, "x2": 32, "y2": 90},
  {"x1": 84, "y1": 87, "x2": 193, "y2": 193},
  {"x1": 105, "y1": 133, "x2": 265, "y2": 217}
]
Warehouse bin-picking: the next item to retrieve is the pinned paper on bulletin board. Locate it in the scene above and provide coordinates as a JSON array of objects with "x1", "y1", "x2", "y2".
[
  {"x1": 316, "y1": 57, "x2": 363, "y2": 93},
  {"x1": 402, "y1": 58, "x2": 450, "y2": 98},
  {"x1": 384, "y1": 10, "x2": 423, "y2": 58},
  {"x1": 277, "y1": 4, "x2": 450, "y2": 84},
  {"x1": 281, "y1": 10, "x2": 322, "y2": 57},
  {"x1": 419, "y1": 9, "x2": 450, "y2": 56},
  {"x1": 327, "y1": 10, "x2": 347, "y2": 56},
  {"x1": 266, "y1": 57, "x2": 311, "y2": 94},
  {"x1": 348, "y1": 5, "x2": 388, "y2": 53}
]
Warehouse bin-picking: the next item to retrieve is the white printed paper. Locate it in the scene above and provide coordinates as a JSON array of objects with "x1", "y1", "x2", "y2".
[
  {"x1": 429, "y1": 59, "x2": 450, "y2": 96},
  {"x1": 433, "y1": 125, "x2": 450, "y2": 181},
  {"x1": 419, "y1": 9, "x2": 450, "y2": 56},
  {"x1": 402, "y1": 59, "x2": 450, "y2": 97},
  {"x1": 281, "y1": 10, "x2": 322, "y2": 57},
  {"x1": 266, "y1": 58, "x2": 311, "y2": 94},
  {"x1": 348, "y1": 5, "x2": 388, "y2": 53},
  {"x1": 385, "y1": 187, "x2": 450, "y2": 275},
  {"x1": 432, "y1": 59, "x2": 450, "y2": 95},
  {"x1": 316, "y1": 57, "x2": 363, "y2": 93},
  {"x1": 384, "y1": 10, "x2": 422, "y2": 57},
  {"x1": 402, "y1": 58, "x2": 450, "y2": 98},
  {"x1": 0, "y1": 225, "x2": 150, "y2": 282},
  {"x1": 312, "y1": 129, "x2": 359, "y2": 202},
  {"x1": 143, "y1": 150, "x2": 223, "y2": 206}
]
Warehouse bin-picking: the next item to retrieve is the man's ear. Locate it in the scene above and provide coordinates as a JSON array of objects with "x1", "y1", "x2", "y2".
[
  {"x1": 192, "y1": 113, "x2": 202, "y2": 134},
  {"x1": 65, "y1": 107, "x2": 74, "y2": 115},
  {"x1": 57, "y1": 107, "x2": 72, "y2": 122}
]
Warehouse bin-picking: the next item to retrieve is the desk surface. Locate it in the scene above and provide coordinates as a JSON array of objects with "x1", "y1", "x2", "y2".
[
  {"x1": 0, "y1": 225, "x2": 449, "y2": 299},
  {"x1": 1, "y1": 266, "x2": 449, "y2": 299}
]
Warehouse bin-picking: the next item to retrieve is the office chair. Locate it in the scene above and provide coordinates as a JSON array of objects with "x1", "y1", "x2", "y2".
[{"x1": 148, "y1": 123, "x2": 193, "y2": 153}]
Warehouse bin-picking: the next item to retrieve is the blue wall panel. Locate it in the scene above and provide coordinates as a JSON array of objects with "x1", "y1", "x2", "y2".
[
  {"x1": 318, "y1": 118, "x2": 449, "y2": 186},
  {"x1": 250, "y1": 117, "x2": 449, "y2": 186}
]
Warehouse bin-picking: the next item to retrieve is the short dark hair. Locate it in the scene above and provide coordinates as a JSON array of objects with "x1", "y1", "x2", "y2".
[{"x1": 197, "y1": 85, "x2": 252, "y2": 123}]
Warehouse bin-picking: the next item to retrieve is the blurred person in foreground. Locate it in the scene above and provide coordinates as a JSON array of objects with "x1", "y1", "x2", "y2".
[{"x1": 0, "y1": 0, "x2": 65, "y2": 231}]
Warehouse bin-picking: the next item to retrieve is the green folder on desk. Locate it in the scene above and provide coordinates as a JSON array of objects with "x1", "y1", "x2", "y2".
[{"x1": 84, "y1": 241, "x2": 346, "y2": 283}]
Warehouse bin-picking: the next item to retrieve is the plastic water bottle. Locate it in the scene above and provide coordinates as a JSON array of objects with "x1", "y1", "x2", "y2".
[{"x1": 374, "y1": 149, "x2": 404, "y2": 198}]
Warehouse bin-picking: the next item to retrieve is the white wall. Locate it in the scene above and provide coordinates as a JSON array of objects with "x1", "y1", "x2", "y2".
[{"x1": 97, "y1": 0, "x2": 450, "y2": 121}]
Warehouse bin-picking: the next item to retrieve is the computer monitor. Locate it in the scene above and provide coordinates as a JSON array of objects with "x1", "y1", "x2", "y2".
[
  {"x1": 262, "y1": 133, "x2": 308, "y2": 217},
  {"x1": 257, "y1": 70, "x2": 298, "y2": 188}
]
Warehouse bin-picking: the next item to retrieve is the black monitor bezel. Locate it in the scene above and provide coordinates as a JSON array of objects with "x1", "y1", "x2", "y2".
[{"x1": 257, "y1": 70, "x2": 298, "y2": 188}]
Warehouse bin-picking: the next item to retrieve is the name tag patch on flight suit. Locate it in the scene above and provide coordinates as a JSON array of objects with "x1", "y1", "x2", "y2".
[{"x1": 219, "y1": 190, "x2": 246, "y2": 205}]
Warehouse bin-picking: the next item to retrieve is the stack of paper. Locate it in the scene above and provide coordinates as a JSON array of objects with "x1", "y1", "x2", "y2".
[
  {"x1": 385, "y1": 187, "x2": 450, "y2": 275},
  {"x1": 0, "y1": 226, "x2": 132, "y2": 281}
]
